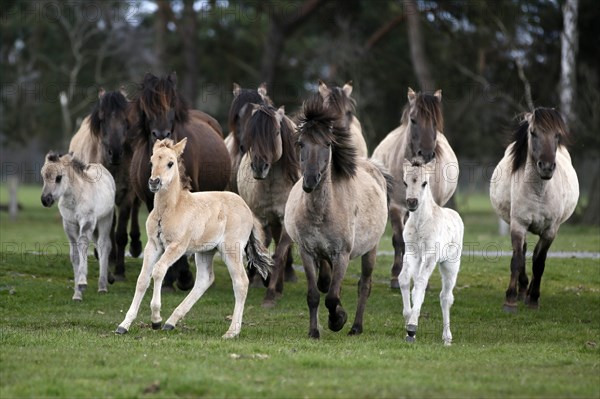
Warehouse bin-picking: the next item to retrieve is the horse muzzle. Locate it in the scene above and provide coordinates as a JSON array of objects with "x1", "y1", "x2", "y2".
[
  {"x1": 406, "y1": 198, "x2": 419, "y2": 211},
  {"x1": 148, "y1": 177, "x2": 162, "y2": 193},
  {"x1": 537, "y1": 161, "x2": 556, "y2": 180},
  {"x1": 302, "y1": 172, "x2": 321, "y2": 193},
  {"x1": 41, "y1": 194, "x2": 54, "y2": 208}
]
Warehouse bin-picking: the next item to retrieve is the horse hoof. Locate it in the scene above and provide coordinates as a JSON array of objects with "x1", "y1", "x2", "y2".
[
  {"x1": 309, "y1": 329, "x2": 320, "y2": 339},
  {"x1": 348, "y1": 325, "x2": 363, "y2": 336},
  {"x1": 405, "y1": 335, "x2": 416, "y2": 343},
  {"x1": 262, "y1": 299, "x2": 276, "y2": 309},
  {"x1": 115, "y1": 326, "x2": 128, "y2": 334},
  {"x1": 129, "y1": 241, "x2": 143, "y2": 258},
  {"x1": 98, "y1": 288, "x2": 108, "y2": 294},
  {"x1": 162, "y1": 323, "x2": 175, "y2": 331},
  {"x1": 503, "y1": 303, "x2": 518, "y2": 313},
  {"x1": 113, "y1": 274, "x2": 126, "y2": 282},
  {"x1": 443, "y1": 340, "x2": 452, "y2": 347},
  {"x1": 328, "y1": 309, "x2": 347, "y2": 332},
  {"x1": 176, "y1": 272, "x2": 195, "y2": 291},
  {"x1": 108, "y1": 273, "x2": 115, "y2": 285},
  {"x1": 406, "y1": 324, "x2": 418, "y2": 337},
  {"x1": 72, "y1": 296, "x2": 82, "y2": 302},
  {"x1": 390, "y1": 278, "x2": 400, "y2": 290},
  {"x1": 284, "y1": 270, "x2": 297, "y2": 283},
  {"x1": 151, "y1": 322, "x2": 162, "y2": 330}
]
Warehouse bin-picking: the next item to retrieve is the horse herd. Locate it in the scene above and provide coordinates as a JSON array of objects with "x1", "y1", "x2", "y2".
[{"x1": 40, "y1": 72, "x2": 579, "y2": 343}]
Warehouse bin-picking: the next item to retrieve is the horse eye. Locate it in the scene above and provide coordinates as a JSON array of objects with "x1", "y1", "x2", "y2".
[
  {"x1": 422, "y1": 181, "x2": 427, "y2": 187},
  {"x1": 410, "y1": 118, "x2": 416, "y2": 124},
  {"x1": 168, "y1": 161, "x2": 174, "y2": 168},
  {"x1": 530, "y1": 130, "x2": 537, "y2": 137},
  {"x1": 55, "y1": 175, "x2": 62, "y2": 184},
  {"x1": 297, "y1": 142, "x2": 304, "y2": 149},
  {"x1": 326, "y1": 142, "x2": 332, "y2": 147}
]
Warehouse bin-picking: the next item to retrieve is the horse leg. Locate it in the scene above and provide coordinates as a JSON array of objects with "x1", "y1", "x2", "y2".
[
  {"x1": 116, "y1": 240, "x2": 162, "y2": 334},
  {"x1": 64, "y1": 221, "x2": 82, "y2": 301},
  {"x1": 504, "y1": 225, "x2": 527, "y2": 312},
  {"x1": 263, "y1": 226, "x2": 293, "y2": 307},
  {"x1": 300, "y1": 251, "x2": 321, "y2": 339},
  {"x1": 399, "y1": 251, "x2": 418, "y2": 341},
  {"x1": 129, "y1": 196, "x2": 143, "y2": 258},
  {"x1": 439, "y1": 259, "x2": 460, "y2": 346},
  {"x1": 114, "y1": 202, "x2": 131, "y2": 281},
  {"x1": 164, "y1": 250, "x2": 216, "y2": 330},
  {"x1": 150, "y1": 243, "x2": 187, "y2": 329},
  {"x1": 95, "y1": 215, "x2": 113, "y2": 293},
  {"x1": 390, "y1": 205, "x2": 405, "y2": 289},
  {"x1": 75, "y1": 223, "x2": 94, "y2": 296},
  {"x1": 406, "y1": 254, "x2": 437, "y2": 342},
  {"x1": 221, "y1": 245, "x2": 249, "y2": 338},
  {"x1": 349, "y1": 247, "x2": 376, "y2": 335},
  {"x1": 526, "y1": 230, "x2": 555, "y2": 309},
  {"x1": 284, "y1": 245, "x2": 297, "y2": 282},
  {"x1": 162, "y1": 256, "x2": 193, "y2": 292},
  {"x1": 517, "y1": 241, "x2": 529, "y2": 301},
  {"x1": 325, "y1": 252, "x2": 350, "y2": 333},
  {"x1": 317, "y1": 260, "x2": 332, "y2": 293}
]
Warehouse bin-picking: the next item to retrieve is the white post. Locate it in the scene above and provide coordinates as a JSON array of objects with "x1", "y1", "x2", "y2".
[{"x1": 8, "y1": 176, "x2": 18, "y2": 221}]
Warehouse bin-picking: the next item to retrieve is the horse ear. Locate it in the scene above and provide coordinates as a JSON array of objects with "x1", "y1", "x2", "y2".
[
  {"x1": 318, "y1": 80, "x2": 330, "y2": 99},
  {"x1": 524, "y1": 112, "x2": 533, "y2": 125},
  {"x1": 174, "y1": 137, "x2": 187, "y2": 156},
  {"x1": 434, "y1": 89, "x2": 442, "y2": 101},
  {"x1": 233, "y1": 83, "x2": 241, "y2": 98},
  {"x1": 342, "y1": 81, "x2": 353, "y2": 97},
  {"x1": 258, "y1": 82, "x2": 268, "y2": 99},
  {"x1": 98, "y1": 87, "x2": 106, "y2": 99},
  {"x1": 250, "y1": 103, "x2": 260, "y2": 116},
  {"x1": 275, "y1": 106, "x2": 285, "y2": 123},
  {"x1": 407, "y1": 87, "x2": 417, "y2": 105},
  {"x1": 168, "y1": 71, "x2": 178, "y2": 86}
]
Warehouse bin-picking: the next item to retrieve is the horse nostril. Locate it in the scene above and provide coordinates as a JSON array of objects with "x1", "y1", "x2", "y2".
[
  {"x1": 152, "y1": 130, "x2": 159, "y2": 139},
  {"x1": 108, "y1": 149, "x2": 113, "y2": 156},
  {"x1": 537, "y1": 161, "x2": 543, "y2": 169},
  {"x1": 165, "y1": 131, "x2": 171, "y2": 138},
  {"x1": 417, "y1": 150, "x2": 423, "y2": 156},
  {"x1": 551, "y1": 162, "x2": 556, "y2": 171}
]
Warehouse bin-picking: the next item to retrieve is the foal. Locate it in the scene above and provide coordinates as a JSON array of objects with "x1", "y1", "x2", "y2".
[
  {"x1": 116, "y1": 138, "x2": 272, "y2": 338},
  {"x1": 41, "y1": 152, "x2": 115, "y2": 300},
  {"x1": 399, "y1": 160, "x2": 463, "y2": 345}
]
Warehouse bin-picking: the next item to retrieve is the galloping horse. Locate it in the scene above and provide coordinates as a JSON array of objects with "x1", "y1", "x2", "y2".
[
  {"x1": 224, "y1": 83, "x2": 271, "y2": 192},
  {"x1": 318, "y1": 80, "x2": 368, "y2": 157},
  {"x1": 236, "y1": 104, "x2": 299, "y2": 306},
  {"x1": 490, "y1": 108, "x2": 578, "y2": 311},
  {"x1": 285, "y1": 95, "x2": 391, "y2": 338},
  {"x1": 129, "y1": 72, "x2": 231, "y2": 290},
  {"x1": 69, "y1": 88, "x2": 141, "y2": 280},
  {"x1": 372, "y1": 88, "x2": 458, "y2": 288},
  {"x1": 116, "y1": 138, "x2": 272, "y2": 338}
]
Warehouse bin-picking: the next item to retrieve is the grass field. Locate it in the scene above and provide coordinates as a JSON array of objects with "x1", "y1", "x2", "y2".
[{"x1": 1, "y1": 185, "x2": 599, "y2": 398}]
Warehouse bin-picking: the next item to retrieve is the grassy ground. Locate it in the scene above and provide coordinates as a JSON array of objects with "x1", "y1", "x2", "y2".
[{"x1": 1, "y1": 185, "x2": 599, "y2": 398}]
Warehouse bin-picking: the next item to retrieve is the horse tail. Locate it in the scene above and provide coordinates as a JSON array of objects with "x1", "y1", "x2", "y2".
[
  {"x1": 369, "y1": 159, "x2": 394, "y2": 209},
  {"x1": 245, "y1": 217, "x2": 273, "y2": 280}
]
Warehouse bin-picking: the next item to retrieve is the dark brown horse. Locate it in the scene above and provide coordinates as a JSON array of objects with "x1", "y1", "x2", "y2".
[
  {"x1": 69, "y1": 88, "x2": 142, "y2": 280},
  {"x1": 129, "y1": 72, "x2": 231, "y2": 290}
]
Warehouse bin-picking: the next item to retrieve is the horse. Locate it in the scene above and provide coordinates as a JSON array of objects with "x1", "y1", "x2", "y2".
[
  {"x1": 115, "y1": 138, "x2": 272, "y2": 338},
  {"x1": 224, "y1": 83, "x2": 272, "y2": 193},
  {"x1": 490, "y1": 108, "x2": 579, "y2": 312},
  {"x1": 69, "y1": 88, "x2": 142, "y2": 280},
  {"x1": 372, "y1": 88, "x2": 458, "y2": 288},
  {"x1": 41, "y1": 152, "x2": 115, "y2": 300},
  {"x1": 318, "y1": 80, "x2": 368, "y2": 157},
  {"x1": 236, "y1": 104, "x2": 299, "y2": 306},
  {"x1": 129, "y1": 72, "x2": 231, "y2": 291},
  {"x1": 284, "y1": 95, "x2": 391, "y2": 339},
  {"x1": 399, "y1": 160, "x2": 463, "y2": 345}
]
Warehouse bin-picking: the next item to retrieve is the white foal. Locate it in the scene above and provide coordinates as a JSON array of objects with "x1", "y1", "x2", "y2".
[
  {"x1": 41, "y1": 152, "x2": 115, "y2": 300},
  {"x1": 399, "y1": 160, "x2": 463, "y2": 345},
  {"x1": 115, "y1": 138, "x2": 272, "y2": 338}
]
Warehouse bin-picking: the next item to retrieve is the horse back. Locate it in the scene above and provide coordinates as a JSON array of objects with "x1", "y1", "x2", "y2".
[{"x1": 189, "y1": 109, "x2": 223, "y2": 137}]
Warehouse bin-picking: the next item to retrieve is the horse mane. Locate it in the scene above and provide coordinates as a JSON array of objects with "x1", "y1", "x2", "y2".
[
  {"x1": 154, "y1": 139, "x2": 192, "y2": 191},
  {"x1": 298, "y1": 94, "x2": 357, "y2": 179},
  {"x1": 89, "y1": 91, "x2": 129, "y2": 137},
  {"x1": 400, "y1": 91, "x2": 445, "y2": 160},
  {"x1": 228, "y1": 87, "x2": 272, "y2": 158},
  {"x1": 509, "y1": 107, "x2": 570, "y2": 172},
  {"x1": 241, "y1": 105, "x2": 300, "y2": 183},
  {"x1": 133, "y1": 73, "x2": 189, "y2": 143},
  {"x1": 46, "y1": 151, "x2": 88, "y2": 176}
]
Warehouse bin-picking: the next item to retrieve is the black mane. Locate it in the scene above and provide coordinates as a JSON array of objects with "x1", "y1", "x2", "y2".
[
  {"x1": 89, "y1": 91, "x2": 129, "y2": 137},
  {"x1": 298, "y1": 94, "x2": 357, "y2": 179}
]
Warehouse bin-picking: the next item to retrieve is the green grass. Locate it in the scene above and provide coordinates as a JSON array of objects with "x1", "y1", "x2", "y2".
[{"x1": 1, "y1": 185, "x2": 599, "y2": 398}]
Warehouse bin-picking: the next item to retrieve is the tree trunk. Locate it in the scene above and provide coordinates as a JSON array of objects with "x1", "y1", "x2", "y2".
[
  {"x1": 259, "y1": 0, "x2": 324, "y2": 88},
  {"x1": 180, "y1": 0, "x2": 198, "y2": 106},
  {"x1": 405, "y1": 0, "x2": 435, "y2": 91},
  {"x1": 582, "y1": 171, "x2": 600, "y2": 225},
  {"x1": 154, "y1": 1, "x2": 171, "y2": 73},
  {"x1": 559, "y1": 0, "x2": 579, "y2": 128}
]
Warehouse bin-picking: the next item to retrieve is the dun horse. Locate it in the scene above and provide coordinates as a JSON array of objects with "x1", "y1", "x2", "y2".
[
  {"x1": 399, "y1": 160, "x2": 463, "y2": 345},
  {"x1": 372, "y1": 88, "x2": 458, "y2": 288},
  {"x1": 225, "y1": 83, "x2": 271, "y2": 192},
  {"x1": 318, "y1": 80, "x2": 368, "y2": 157},
  {"x1": 490, "y1": 108, "x2": 579, "y2": 311},
  {"x1": 115, "y1": 138, "x2": 272, "y2": 338},
  {"x1": 236, "y1": 104, "x2": 299, "y2": 306},
  {"x1": 129, "y1": 72, "x2": 231, "y2": 291},
  {"x1": 69, "y1": 88, "x2": 141, "y2": 280},
  {"x1": 41, "y1": 152, "x2": 115, "y2": 300},
  {"x1": 285, "y1": 95, "x2": 391, "y2": 338}
]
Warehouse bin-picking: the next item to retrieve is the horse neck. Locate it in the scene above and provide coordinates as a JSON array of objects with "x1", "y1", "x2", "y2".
[
  {"x1": 411, "y1": 185, "x2": 436, "y2": 223},
  {"x1": 154, "y1": 174, "x2": 184, "y2": 216},
  {"x1": 303, "y1": 167, "x2": 333, "y2": 217},
  {"x1": 524, "y1": 154, "x2": 550, "y2": 196}
]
